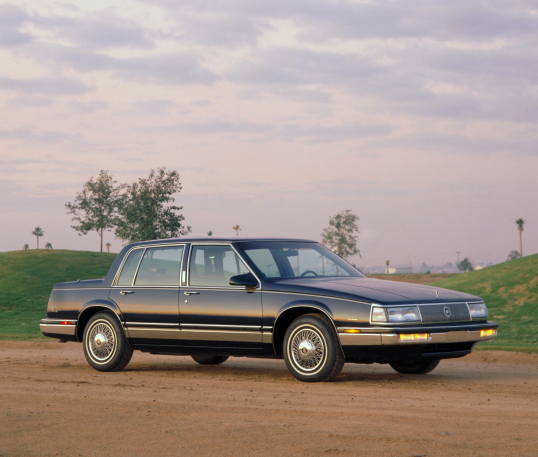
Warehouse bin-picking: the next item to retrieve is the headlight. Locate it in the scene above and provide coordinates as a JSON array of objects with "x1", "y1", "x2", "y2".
[
  {"x1": 387, "y1": 306, "x2": 421, "y2": 322},
  {"x1": 371, "y1": 306, "x2": 421, "y2": 323},
  {"x1": 468, "y1": 302, "x2": 488, "y2": 319}
]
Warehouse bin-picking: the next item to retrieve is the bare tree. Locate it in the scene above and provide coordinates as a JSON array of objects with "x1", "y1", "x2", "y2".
[
  {"x1": 32, "y1": 227, "x2": 44, "y2": 249},
  {"x1": 232, "y1": 225, "x2": 241, "y2": 236},
  {"x1": 516, "y1": 218, "x2": 525, "y2": 257}
]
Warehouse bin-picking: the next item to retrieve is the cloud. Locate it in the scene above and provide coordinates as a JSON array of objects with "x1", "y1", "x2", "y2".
[
  {"x1": 0, "y1": 76, "x2": 91, "y2": 96},
  {"x1": 0, "y1": 127, "x2": 78, "y2": 144},
  {"x1": 0, "y1": 4, "x2": 32, "y2": 47}
]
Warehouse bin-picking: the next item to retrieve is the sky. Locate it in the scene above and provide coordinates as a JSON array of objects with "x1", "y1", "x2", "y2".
[{"x1": 1, "y1": 0, "x2": 537, "y2": 269}]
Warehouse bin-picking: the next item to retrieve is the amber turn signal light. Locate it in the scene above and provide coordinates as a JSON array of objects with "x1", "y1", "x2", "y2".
[
  {"x1": 480, "y1": 329, "x2": 496, "y2": 337},
  {"x1": 343, "y1": 329, "x2": 361, "y2": 333},
  {"x1": 399, "y1": 333, "x2": 430, "y2": 342}
]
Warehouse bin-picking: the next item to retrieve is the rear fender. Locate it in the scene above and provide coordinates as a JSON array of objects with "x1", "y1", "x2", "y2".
[{"x1": 76, "y1": 300, "x2": 125, "y2": 342}]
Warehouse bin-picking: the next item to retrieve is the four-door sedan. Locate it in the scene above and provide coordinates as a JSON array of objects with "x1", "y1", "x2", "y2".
[{"x1": 40, "y1": 238, "x2": 498, "y2": 382}]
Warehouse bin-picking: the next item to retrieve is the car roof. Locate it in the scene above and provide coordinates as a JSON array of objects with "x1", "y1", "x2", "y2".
[{"x1": 127, "y1": 237, "x2": 317, "y2": 247}]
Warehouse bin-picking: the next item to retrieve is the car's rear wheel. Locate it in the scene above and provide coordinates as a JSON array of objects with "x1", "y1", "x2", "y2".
[
  {"x1": 283, "y1": 313, "x2": 344, "y2": 382},
  {"x1": 389, "y1": 359, "x2": 440, "y2": 374},
  {"x1": 191, "y1": 355, "x2": 229, "y2": 365},
  {"x1": 83, "y1": 311, "x2": 133, "y2": 372}
]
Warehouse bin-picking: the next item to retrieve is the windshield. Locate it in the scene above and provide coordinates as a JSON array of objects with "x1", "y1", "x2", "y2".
[{"x1": 236, "y1": 241, "x2": 363, "y2": 280}]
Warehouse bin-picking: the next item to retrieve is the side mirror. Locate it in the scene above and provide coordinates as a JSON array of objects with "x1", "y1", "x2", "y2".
[{"x1": 229, "y1": 273, "x2": 258, "y2": 288}]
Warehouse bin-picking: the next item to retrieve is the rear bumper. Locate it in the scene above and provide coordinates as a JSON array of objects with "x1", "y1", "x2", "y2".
[{"x1": 40, "y1": 319, "x2": 78, "y2": 341}]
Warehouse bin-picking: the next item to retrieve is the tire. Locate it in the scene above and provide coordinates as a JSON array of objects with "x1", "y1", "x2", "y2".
[
  {"x1": 83, "y1": 311, "x2": 133, "y2": 372},
  {"x1": 283, "y1": 313, "x2": 345, "y2": 382},
  {"x1": 191, "y1": 355, "x2": 229, "y2": 365},
  {"x1": 389, "y1": 359, "x2": 440, "y2": 374}
]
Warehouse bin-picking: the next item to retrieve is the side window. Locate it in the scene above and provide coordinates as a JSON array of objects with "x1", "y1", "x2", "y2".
[
  {"x1": 117, "y1": 249, "x2": 144, "y2": 286},
  {"x1": 189, "y1": 245, "x2": 249, "y2": 287},
  {"x1": 134, "y1": 246, "x2": 183, "y2": 286}
]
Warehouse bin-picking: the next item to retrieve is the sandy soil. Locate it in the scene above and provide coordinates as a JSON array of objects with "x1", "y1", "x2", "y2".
[{"x1": 1, "y1": 341, "x2": 537, "y2": 457}]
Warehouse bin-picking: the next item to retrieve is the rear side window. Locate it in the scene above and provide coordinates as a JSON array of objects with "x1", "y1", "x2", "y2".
[
  {"x1": 134, "y1": 246, "x2": 183, "y2": 286},
  {"x1": 117, "y1": 249, "x2": 144, "y2": 286}
]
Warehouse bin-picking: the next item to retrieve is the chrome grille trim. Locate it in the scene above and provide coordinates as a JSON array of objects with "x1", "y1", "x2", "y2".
[{"x1": 418, "y1": 302, "x2": 471, "y2": 323}]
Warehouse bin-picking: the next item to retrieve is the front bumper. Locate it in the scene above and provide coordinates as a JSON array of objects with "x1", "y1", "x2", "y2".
[
  {"x1": 338, "y1": 322, "x2": 498, "y2": 362},
  {"x1": 337, "y1": 322, "x2": 498, "y2": 346}
]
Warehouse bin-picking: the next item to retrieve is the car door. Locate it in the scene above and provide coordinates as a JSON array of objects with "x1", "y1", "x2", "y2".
[
  {"x1": 180, "y1": 243, "x2": 263, "y2": 350},
  {"x1": 109, "y1": 244, "x2": 184, "y2": 346}
]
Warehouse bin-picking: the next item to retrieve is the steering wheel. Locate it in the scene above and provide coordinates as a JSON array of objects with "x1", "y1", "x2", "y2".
[{"x1": 300, "y1": 270, "x2": 318, "y2": 277}]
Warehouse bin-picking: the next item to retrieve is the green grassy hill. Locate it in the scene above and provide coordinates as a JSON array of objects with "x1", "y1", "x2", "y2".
[
  {"x1": 1, "y1": 250, "x2": 536, "y2": 352},
  {"x1": 431, "y1": 254, "x2": 538, "y2": 353},
  {"x1": 0, "y1": 250, "x2": 116, "y2": 339}
]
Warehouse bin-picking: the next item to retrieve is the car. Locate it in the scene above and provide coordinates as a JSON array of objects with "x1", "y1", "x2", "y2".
[{"x1": 40, "y1": 238, "x2": 498, "y2": 382}]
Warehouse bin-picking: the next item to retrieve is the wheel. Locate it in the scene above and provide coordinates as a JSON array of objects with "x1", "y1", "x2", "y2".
[
  {"x1": 300, "y1": 270, "x2": 318, "y2": 277},
  {"x1": 83, "y1": 311, "x2": 133, "y2": 372},
  {"x1": 191, "y1": 355, "x2": 229, "y2": 365},
  {"x1": 283, "y1": 313, "x2": 344, "y2": 382},
  {"x1": 389, "y1": 359, "x2": 440, "y2": 374}
]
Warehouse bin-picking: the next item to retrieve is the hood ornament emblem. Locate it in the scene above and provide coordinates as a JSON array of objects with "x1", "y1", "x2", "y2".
[{"x1": 436, "y1": 290, "x2": 440, "y2": 297}]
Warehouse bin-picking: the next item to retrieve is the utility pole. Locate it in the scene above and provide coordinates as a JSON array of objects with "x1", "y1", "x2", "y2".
[{"x1": 456, "y1": 251, "x2": 461, "y2": 263}]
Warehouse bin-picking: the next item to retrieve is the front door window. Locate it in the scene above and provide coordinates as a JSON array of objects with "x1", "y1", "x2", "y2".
[{"x1": 189, "y1": 245, "x2": 249, "y2": 287}]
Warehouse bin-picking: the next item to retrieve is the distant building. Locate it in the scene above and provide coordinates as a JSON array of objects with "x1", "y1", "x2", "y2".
[{"x1": 386, "y1": 266, "x2": 413, "y2": 274}]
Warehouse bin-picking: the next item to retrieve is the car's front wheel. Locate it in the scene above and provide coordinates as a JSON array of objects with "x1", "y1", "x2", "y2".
[
  {"x1": 191, "y1": 355, "x2": 229, "y2": 365},
  {"x1": 283, "y1": 313, "x2": 344, "y2": 382},
  {"x1": 83, "y1": 311, "x2": 133, "y2": 372},
  {"x1": 389, "y1": 359, "x2": 440, "y2": 374}
]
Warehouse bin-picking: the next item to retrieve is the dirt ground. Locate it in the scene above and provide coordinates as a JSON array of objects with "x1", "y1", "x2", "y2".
[{"x1": 1, "y1": 341, "x2": 537, "y2": 457}]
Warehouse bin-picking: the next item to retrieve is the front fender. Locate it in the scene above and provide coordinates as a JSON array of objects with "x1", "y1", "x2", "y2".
[{"x1": 275, "y1": 299, "x2": 334, "y2": 322}]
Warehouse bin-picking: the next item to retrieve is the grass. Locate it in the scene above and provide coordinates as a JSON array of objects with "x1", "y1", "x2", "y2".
[
  {"x1": 0, "y1": 250, "x2": 116, "y2": 339},
  {"x1": 430, "y1": 254, "x2": 538, "y2": 353}
]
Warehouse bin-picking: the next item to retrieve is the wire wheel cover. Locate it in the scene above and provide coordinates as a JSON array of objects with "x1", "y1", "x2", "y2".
[
  {"x1": 88, "y1": 322, "x2": 116, "y2": 362},
  {"x1": 290, "y1": 327, "x2": 325, "y2": 371}
]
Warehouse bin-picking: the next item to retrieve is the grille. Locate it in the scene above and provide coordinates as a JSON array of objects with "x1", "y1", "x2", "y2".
[{"x1": 419, "y1": 303, "x2": 470, "y2": 323}]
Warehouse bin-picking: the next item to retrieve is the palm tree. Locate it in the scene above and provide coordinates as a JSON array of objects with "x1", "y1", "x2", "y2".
[
  {"x1": 232, "y1": 225, "x2": 241, "y2": 236},
  {"x1": 45, "y1": 243, "x2": 52, "y2": 250},
  {"x1": 106, "y1": 242, "x2": 111, "y2": 253},
  {"x1": 23, "y1": 244, "x2": 29, "y2": 250},
  {"x1": 516, "y1": 218, "x2": 525, "y2": 257},
  {"x1": 32, "y1": 227, "x2": 44, "y2": 249}
]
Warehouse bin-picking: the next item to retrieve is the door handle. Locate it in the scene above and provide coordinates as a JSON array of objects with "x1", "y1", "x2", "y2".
[
  {"x1": 120, "y1": 291, "x2": 134, "y2": 295},
  {"x1": 184, "y1": 291, "x2": 200, "y2": 296}
]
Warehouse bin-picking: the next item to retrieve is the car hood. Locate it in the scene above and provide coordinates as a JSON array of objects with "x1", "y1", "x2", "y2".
[{"x1": 264, "y1": 277, "x2": 481, "y2": 305}]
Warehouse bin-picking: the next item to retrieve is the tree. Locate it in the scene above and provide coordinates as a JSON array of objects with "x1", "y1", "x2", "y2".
[
  {"x1": 106, "y1": 242, "x2": 112, "y2": 253},
  {"x1": 45, "y1": 242, "x2": 52, "y2": 250},
  {"x1": 115, "y1": 167, "x2": 191, "y2": 243},
  {"x1": 23, "y1": 244, "x2": 29, "y2": 250},
  {"x1": 516, "y1": 218, "x2": 525, "y2": 257},
  {"x1": 232, "y1": 225, "x2": 241, "y2": 236},
  {"x1": 207, "y1": 231, "x2": 213, "y2": 236},
  {"x1": 507, "y1": 250, "x2": 521, "y2": 261},
  {"x1": 321, "y1": 210, "x2": 360, "y2": 260},
  {"x1": 457, "y1": 257, "x2": 473, "y2": 272},
  {"x1": 66, "y1": 170, "x2": 125, "y2": 252},
  {"x1": 32, "y1": 227, "x2": 44, "y2": 249}
]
